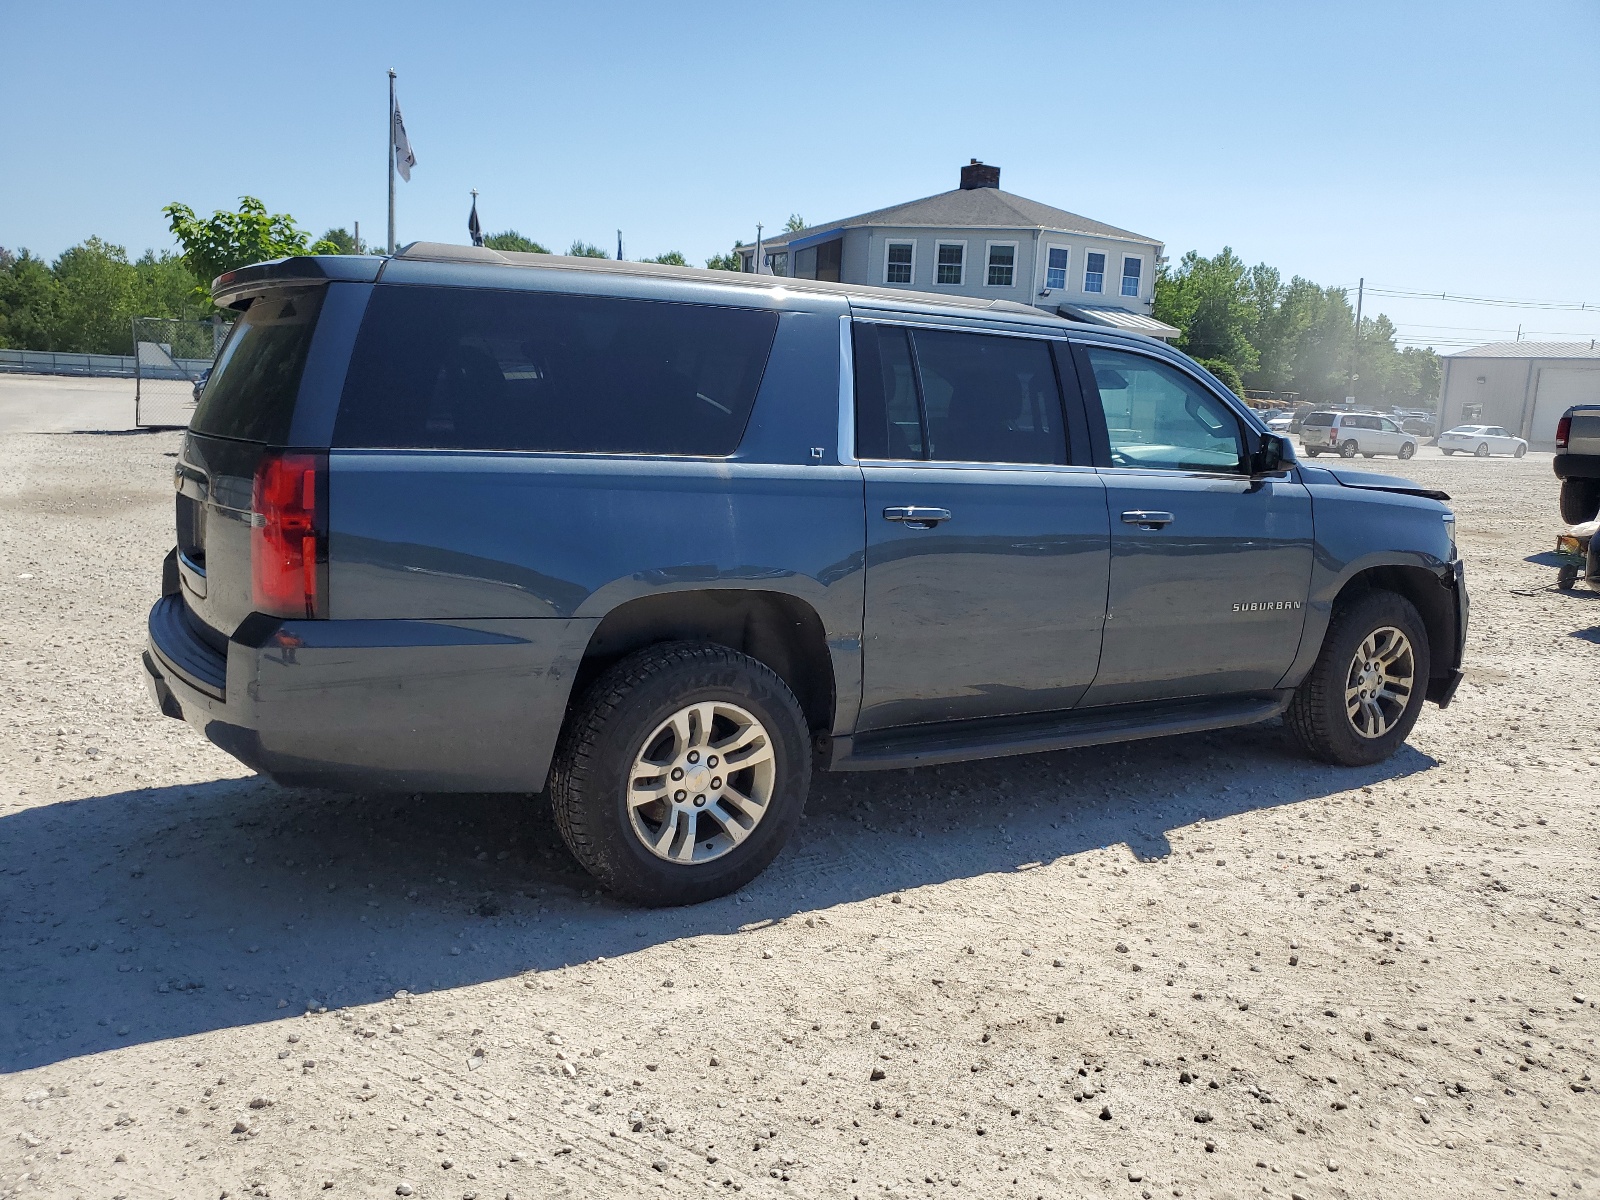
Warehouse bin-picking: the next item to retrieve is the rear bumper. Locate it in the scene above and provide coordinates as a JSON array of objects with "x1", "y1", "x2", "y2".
[
  {"x1": 144, "y1": 595, "x2": 596, "y2": 791},
  {"x1": 1553, "y1": 452, "x2": 1600, "y2": 481}
]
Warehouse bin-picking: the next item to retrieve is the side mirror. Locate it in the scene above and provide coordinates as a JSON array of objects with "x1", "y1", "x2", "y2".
[{"x1": 1252, "y1": 433, "x2": 1289, "y2": 475}]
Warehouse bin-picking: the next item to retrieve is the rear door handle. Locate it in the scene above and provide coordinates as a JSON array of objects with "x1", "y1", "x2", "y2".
[
  {"x1": 1121, "y1": 509, "x2": 1174, "y2": 529},
  {"x1": 883, "y1": 506, "x2": 952, "y2": 529}
]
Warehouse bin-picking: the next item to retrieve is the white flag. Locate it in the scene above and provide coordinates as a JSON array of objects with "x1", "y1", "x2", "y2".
[{"x1": 392, "y1": 100, "x2": 416, "y2": 182}]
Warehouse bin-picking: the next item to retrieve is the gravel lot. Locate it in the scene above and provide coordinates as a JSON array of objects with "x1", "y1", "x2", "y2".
[{"x1": 1, "y1": 430, "x2": 1596, "y2": 1199}]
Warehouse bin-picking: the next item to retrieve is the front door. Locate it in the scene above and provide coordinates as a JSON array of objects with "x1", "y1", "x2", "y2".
[
  {"x1": 1075, "y1": 344, "x2": 1314, "y2": 708},
  {"x1": 853, "y1": 322, "x2": 1110, "y2": 731}
]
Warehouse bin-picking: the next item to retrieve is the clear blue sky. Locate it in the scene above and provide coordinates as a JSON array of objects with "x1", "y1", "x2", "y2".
[{"x1": 3, "y1": 0, "x2": 1597, "y2": 347}]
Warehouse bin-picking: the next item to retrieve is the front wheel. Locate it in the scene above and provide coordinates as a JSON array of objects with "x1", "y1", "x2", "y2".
[
  {"x1": 548, "y1": 642, "x2": 812, "y2": 906},
  {"x1": 1442, "y1": 449, "x2": 1455, "y2": 456},
  {"x1": 1475, "y1": 442, "x2": 1490, "y2": 458},
  {"x1": 1339, "y1": 440, "x2": 1359, "y2": 459},
  {"x1": 1286, "y1": 589, "x2": 1431, "y2": 767},
  {"x1": 1514, "y1": 443, "x2": 1527, "y2": 458},
  {"x1": 1398, "y1": 442, "x2": 1415, "y2": 460}
]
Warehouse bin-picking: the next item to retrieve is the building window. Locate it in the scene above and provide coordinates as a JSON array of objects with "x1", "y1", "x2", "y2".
[
  {"x1": 936, "y1": 242, "x2": 965, "y2": 285},
  {"x1": 884, "y1": 242, "x2": 914, "y2": 285},
  {"x1": 1085, "y1": 251, "x2": 1106, "y2": 294},
  {"x1": 741, "y1": 251, "x2": 755, "y2": 273},
  {"x1": 986, "y1": 243, "x2": 1016, "y2": 287},
  {"x1": 1121, "y1": 256, "x2": 1141, "y2": 297},
  {"x1": 1045, "y1": 245, "x2": 1069, "y2": 291}
]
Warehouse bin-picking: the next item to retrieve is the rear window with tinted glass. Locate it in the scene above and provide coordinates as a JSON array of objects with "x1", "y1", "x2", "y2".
[
  {"x1": 190, "y1": 289, "x2": 324, "y2": 443},
  {"x1": 333, "y1": 286, "x2": 780, "y2": 455},
  {"x1": 1301, "y1": 412, "x2": 1335, "y2": 426}
]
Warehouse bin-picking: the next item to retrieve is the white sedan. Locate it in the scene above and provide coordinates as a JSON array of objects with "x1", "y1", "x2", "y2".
[{"x1": 1438, "y1": 425, "x2": 1528, "y2": 458}]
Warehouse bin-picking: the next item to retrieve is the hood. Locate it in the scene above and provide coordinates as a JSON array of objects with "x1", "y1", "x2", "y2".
[{"x1": 1322, "y1": 467, "x2": 1450, "y2": 502}]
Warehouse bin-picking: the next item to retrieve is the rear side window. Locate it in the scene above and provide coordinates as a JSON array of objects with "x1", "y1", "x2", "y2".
[
  {"x1": 853, "y1": 323, "x2": 1067, "y2": 465},
  {"x1": 334, "y1": 286, "x2": 779, "y2": 455},
  {"x1": 190, "y1": 289, "x2": 324, "y2": 443}
]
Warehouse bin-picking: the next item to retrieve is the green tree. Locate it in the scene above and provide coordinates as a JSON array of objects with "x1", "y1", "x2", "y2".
[
  {"x1": 706, "y1": 240, "x2": 744, "y2": 272},
  {"x1": 642, "y1": 251, "x2": 688, "y2": 266},
  {"x1": 163, "y1": 196, "x2": 339, "y2": 295},
  {"x1": 1196, "y1": 357, "x2": 1247, "y2": 398},
  {"x1": 1154, "y1": 247, "x2": 1259, "y2": 381},
  {"x1": 567, "y1": 240, "x2": 609, "y2": 258},
  {"x1": 0, "y1": 249, "x2": 60, "y2": 350},
  {"x1": 784, "y1": 214, "x2": 806, "y2": 233},
  {"x1": 484, "y1": 230, "x2": 549, "y2": 253},
  {"x1": 319, "y1": 227, "x2": 360, "y2": 254}
]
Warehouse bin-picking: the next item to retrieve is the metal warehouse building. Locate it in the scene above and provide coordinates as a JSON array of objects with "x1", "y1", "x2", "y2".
[{"x1": 1439, "y1": 342, "x2": 1600, "y2": 449}]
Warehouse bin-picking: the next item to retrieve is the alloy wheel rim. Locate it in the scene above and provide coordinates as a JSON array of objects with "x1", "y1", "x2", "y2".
[
  {"x1": 1344, "y1": 626, "x2": 1415, "y2": 739},
  {"x1": 627, "y1": 701, "x2": 776, "y2": 864}
]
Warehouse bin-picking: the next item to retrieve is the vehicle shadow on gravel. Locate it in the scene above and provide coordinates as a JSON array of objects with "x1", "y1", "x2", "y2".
[{"x1": 0, "y1": 722, "x2": 1433, "y2": 1073}]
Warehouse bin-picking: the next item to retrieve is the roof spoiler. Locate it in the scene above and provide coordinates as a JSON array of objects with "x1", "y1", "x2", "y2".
[{"x1": 211, "y1": 255, "x2": 384, "y2": 310}]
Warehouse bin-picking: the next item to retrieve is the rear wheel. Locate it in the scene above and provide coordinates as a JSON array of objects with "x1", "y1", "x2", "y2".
[
  {"x1": 1286, "y1": 589, "x2": 1430, "y2": 767},
  {"x1": 1560, "y1": 479, "x2": 1600, "y2": 524},
  {"x1": 548, "y1": 642, "x2": 811, "y2": 906},
  {"x1": 1339, "y1": 440, "x2": 1359, "y2": 459},
  {"x1": 1398, "y1": 442, "x2": 1415, "y2": 460},
  {"x1": 1304, "y1": 448, "x2": 1321, "y2": 457},
  {"x1": 1588, "y1": 537, "x2": 1600, "y2": 589},
  {"x1": 1475, "y1": 442, "x2": 1490, "y2": 458},
  {"x1": 1442, "y1": 449, "x2": 1455, "y2": 456}
]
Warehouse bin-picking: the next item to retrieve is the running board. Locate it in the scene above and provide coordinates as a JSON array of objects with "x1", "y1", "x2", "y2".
[{"x1": 827, "y1": 692, "x2": 1293, "y2": 772}]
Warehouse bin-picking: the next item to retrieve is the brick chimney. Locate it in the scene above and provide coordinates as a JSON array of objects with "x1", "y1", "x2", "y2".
[{"x1": 959, "y1": 159, "x2": 1000, "y2": 190}]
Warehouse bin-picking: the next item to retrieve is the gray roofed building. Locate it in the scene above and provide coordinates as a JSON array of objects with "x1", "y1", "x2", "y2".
[
  {"x1": 738, "y1": 160, "x2": 1177, "y2": 340},
  {"x1": 1438, "y1": 341, "x2": 1600, "y2": 447}
]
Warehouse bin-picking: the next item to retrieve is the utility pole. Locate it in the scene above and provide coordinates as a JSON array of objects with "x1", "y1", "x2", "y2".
[
  {"x1": 353, "y1": 220, "x2": 360, "y2": 255},
  {"x1": 1347, "y1": 276, "x2": 1364, "y2": 406},
  {"x1": 754, "y1": 223, "x2": 763, "y2": 274},
  {"x1": 387, "y1": 69, "x2": 397, "y2": 255}
]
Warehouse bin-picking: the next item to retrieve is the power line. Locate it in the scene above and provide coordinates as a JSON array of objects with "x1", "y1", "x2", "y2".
[{"x1": 1338, "y1": 283, "x2": 1597, "y2": 312}]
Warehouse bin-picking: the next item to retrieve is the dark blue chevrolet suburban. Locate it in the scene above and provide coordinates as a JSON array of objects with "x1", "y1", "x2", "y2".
[{"x1": 144, "y1": 244, "x2": 1467, "y2": 905}]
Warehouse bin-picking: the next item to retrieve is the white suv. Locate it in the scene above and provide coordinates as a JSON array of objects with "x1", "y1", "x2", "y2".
[{"x1": 1300, "y1": 411, "x2": 1418, "y2": 460}]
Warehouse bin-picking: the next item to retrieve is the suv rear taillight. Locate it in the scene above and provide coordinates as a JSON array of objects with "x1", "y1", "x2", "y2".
[
  {"x1": 251, "y1": 451, "x2": 327, "y2": 618},
  {"x1": 1556, "y1": 415, "x2": 1571, "y2": 450}
]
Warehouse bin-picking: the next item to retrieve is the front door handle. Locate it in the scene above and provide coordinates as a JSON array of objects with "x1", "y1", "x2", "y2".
[
  {"x1": 1121, "y1": 509, "x2": 1174, "y2": 529},
  {"x1": 883, "y1": 506, "x2": 952, "y2": 529}
]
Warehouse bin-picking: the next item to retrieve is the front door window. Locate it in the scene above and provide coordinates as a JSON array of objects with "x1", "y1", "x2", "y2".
[{"x1": 1084, "y1": 347, "x2": 1245, "y2": 473}]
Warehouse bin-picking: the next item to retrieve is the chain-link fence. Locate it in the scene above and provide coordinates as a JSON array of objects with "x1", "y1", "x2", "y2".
[{"x1": 133, "y1": 316, "x2": 231, "y2": 428}]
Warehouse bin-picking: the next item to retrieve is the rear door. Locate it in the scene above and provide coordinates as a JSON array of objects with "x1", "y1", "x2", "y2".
[
  {"x1": 1377, "y1": 415, "x2": 1405, "y2": 453},
  {"x1": 176, "y1": 287, "x2": 331, "y2": 643},
  {"x1": 1073, "y1": 342, "x2": 1313, "y2": 707},
  {"x1": 854, "y1": 321, "x2": 1109, "y2": 730}
]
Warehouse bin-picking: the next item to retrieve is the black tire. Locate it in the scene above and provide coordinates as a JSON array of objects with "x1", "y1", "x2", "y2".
[
  {"x1": 1588, "y1": 536, "x2": 1600, "y2": 589},
  {"x1": 1475, "y1": 442, "x2": 1490, "y2": 458},
  {"x1": 548, "y1": 641, "x2": 811, "y2": 906},
  {"x1": 1514, "y1": 443, "x2": 1527, "y2": 458},
  {"x1": 1339, "y1": 440, "x2": 1359, "y2": 459},
  {"x1": 1286, "y1": 589, "x2": 1431, "y2": 767},
  {"x1": 1558, "y1": 565, "x2": 1579, "y2": 591},
  {"x1": 1560, "y1": 479, "x2": 1600, "y2": 525},
  {"x1": 1304, "y1": 448, "x2": 1321, "y2": 457},
  {"x1": 1398, "y1": 442, "x2": 1415, "y2": 460},
  {"x1": 1442, "y1": 449, "x2": 1455, "y2": 456}
]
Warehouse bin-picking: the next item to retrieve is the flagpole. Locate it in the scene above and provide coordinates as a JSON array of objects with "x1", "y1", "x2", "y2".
[{"x1": 387, "y1": 69, "x2": 397, "y2": 255}]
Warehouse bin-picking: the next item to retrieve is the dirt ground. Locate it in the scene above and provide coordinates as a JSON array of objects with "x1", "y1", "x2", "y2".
[{"x1": 1, "y1": 431, "x2": 1595, "y2": 1200}]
